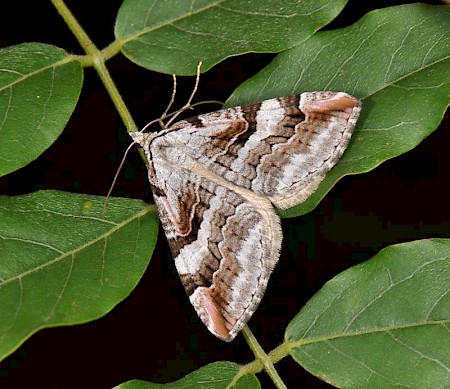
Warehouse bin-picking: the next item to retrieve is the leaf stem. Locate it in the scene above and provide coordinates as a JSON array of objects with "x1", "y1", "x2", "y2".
[
  {"x1": 268, "y1": 342, "x2": 291, "y2": 364},
  {"x1": 102, "y1": 41, "x2": 123, "y2": 61},
  {"x1": 242, "y1": 326, "x2": 288, "y2": 389}
]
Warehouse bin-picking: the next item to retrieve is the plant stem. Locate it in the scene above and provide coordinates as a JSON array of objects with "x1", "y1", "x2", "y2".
[
  {"x1": 94, "y1": 59, "x2": 138, "y2": 133},
  {"x1": 50, "y1": 0, "x2": 95, "y2": 54},
  {"x1": 268, "y1": 342, "x2": 291, "y2": 364},
  {"x1": 102, "y1": 41, "x2": 123, "y2": 61},
  {"x1": 50, "y1": 0, "x2": 138, "y2": 134},
  {"x1": 242, "y1": 326, "x2": 288, "y2": 389}
]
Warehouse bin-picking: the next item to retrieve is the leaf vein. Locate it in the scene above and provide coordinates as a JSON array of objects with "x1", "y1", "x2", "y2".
[
  {"x1": 324, "y1": 22, "x2": 389, "y2": 90},
  {"x1": 0, "y1": 278, "x2": 23, "y2": 349},
  {"x1": 387, "y1": 330, "x2": 450, "y2": 374},
  {"x1": 170, "y1": 22, "x2": 251, "y2": 45},
  {"x1": 344, "y1": 258, "x2": 446, "y2": 332},
  {"x1": 0, "y1": 235, "x2": 64, "y2": 254},
  {"x1": 121, "y1": 0, "x2": 227, "y2": 44},
  {"x1": 384, "y1": 18, "x2": 427, "y2": 84},
  {"x1": 425, "y1": 284, "x2": 450, "y2": 320},
  {"x1": 0, "y1": 206, "x2": 152, "y2": 288},
  {"x1": 294, "y1": 29, "x2": 355, "y2": 92},
  {"x1": 0, "y1": 86, "x2": 12, "y2": 135},
  {"x1": 422, "y1": 24, "x2": 450, "y2": 67},
  {"x1": 0, "y1": 56, "x2": 75, "y2": 95},
  {"x1": 216, "y1": 5, "x2": 298, "y2": 18},
  {"x1": 45, "y1": 253, "x2": 75, "y2": 322},
  {"x1": 363, "y1": 54, "x2": 450, "y2": 100},
  {"x1": 326, "y1": 339, "x2": 411, "y2": 387}
]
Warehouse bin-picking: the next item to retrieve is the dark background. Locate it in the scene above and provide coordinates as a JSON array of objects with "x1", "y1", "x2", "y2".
[{"x1": 0, "y1": 1, "x2": 448, "y2": 388}]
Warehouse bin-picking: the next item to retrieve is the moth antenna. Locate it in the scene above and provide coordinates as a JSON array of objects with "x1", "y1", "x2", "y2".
[
  {"x1": 190, "y1": 100, "x2": 224, "y2": 109},
  {"x1": 186, "y1": 62, "x2": 202, "y2": 108},
  {"x1": 102, "y1": 140, "x2": 137, "y2": 217},
  {"x1": 141, "y1": 63, "x2": 210, "y2": 135},
  {"x1": 165, "y1": 61, "x2": 202, "y2": 127},
  {"x1": 158, "y1": 74, "x2": 177, "y2": 129},
  {"x1": 141, "y1": 100, "x2": 223, "y2": 135},
  {"x1": 140, "y1": 117, "x2": 162, "y2": 134}
]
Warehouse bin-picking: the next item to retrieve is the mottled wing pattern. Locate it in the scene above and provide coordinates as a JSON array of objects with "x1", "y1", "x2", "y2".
[
  {"x1": 165, "y1": 92, "x2": 361, "y2": 209},
  {"x1": 131, "y1": 92, "x2": 361, "y2": 341}
]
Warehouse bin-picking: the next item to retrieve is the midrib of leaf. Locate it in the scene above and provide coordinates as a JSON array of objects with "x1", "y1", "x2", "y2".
[
  {"x1": 119, "y1": 0, "x2": 227, "y2": 44},
  {"x1": 232, "y1": 319, "x2": 450, "y2": 374},
  {"x1": 0, "y1": 205, "x2": 156, "y2": 288},
  {"x1": 287, "y1": 319, "x2": 450, "y2": 350},
  {"x1": 0, "y1": 54, "x2": 77, "y2": 94}
]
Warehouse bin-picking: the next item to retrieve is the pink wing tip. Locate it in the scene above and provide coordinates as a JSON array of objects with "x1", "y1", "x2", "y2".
[
  {"x1": 200, "y1": 289, "x2": 235, "y2": 341},
  {"x1": 300, "y1": 92, "x2": 361, "y2": 115}
]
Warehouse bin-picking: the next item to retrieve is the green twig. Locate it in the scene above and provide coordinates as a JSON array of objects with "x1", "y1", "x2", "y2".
[
  {"x1": 50, "y1": 0, "x2": 95, "y2": 55},
  {"x1": 50, "y1": 0, "x2": 138, "y2": 134},
  {"x1": 242, "y1": 326, "x2": 288, "y2": 389},
  {"x1": 94, "y1": 58, "x2": 138, "y2": 133}
]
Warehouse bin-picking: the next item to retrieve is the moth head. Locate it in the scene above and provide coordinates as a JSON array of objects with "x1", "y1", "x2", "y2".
[
  {"x1": 129, "y1": 131, "x2": 147, "y2": 146},
  {"x1": 130, "y1": 131, "x2": 159, "y2": 151}
]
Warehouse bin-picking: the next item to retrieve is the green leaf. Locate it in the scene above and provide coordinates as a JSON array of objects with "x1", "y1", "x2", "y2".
[
  {"x1": 0, "y1": 43, "x2": 83, "y2": 177},
  {"x1": 115, "y1": 0, "x2": 349, "y2": 75},
  {"x1": 113, "y1": 362, "x2": 260, "y2": 388},
  {"x1": 286, "y1": 239, "x2": 450, "y2": 389},
  {"x1": 0, "y1": 190, "x2": 158, "y2": 361},
  {"x1": 226, "y1": 4, "x2": 450, "y2": 217}
]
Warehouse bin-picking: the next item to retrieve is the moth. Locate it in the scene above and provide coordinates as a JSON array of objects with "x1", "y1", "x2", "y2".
[{"x1": 131, "y1": 92, "x2": 361, "y2": 341}]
